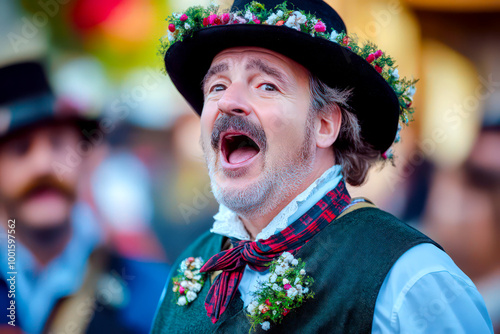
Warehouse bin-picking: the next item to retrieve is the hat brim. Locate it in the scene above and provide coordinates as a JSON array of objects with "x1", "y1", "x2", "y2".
[{"x1": 165, "y1": 24, "x2": 400, "y2": 152}]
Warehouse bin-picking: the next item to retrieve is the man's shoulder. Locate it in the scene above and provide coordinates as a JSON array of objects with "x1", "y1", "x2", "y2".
[{"x1": 333, "y1": 206, "x2": 439, "y2": 248}]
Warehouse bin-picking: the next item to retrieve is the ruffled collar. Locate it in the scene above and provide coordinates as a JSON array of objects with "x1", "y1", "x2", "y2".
[{"x1": 210, "y1": 165, "x2": 343, "y2": 241}]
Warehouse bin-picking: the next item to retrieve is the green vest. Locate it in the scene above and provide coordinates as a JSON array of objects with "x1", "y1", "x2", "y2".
[{"x1": 152, "y1": 207, "x2": 441, "y2": 333}]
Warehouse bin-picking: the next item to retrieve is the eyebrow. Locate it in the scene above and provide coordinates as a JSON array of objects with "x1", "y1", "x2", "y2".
[
  {"x1": 245, "y1": 59, "x2": 288, "y2": 87},
  {"x1": 202, "y1": 62, "x2": 229, "y2": 92}
]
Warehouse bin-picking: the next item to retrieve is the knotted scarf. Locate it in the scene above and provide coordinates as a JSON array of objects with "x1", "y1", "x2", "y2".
[{"x1": 200, "y1": 180, "x2": 351, "y2": 323}]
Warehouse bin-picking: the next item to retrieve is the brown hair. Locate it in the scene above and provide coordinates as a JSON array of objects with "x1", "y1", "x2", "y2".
[{"x1": 309, "y1": 75, "x2": 381, "y2": 186}]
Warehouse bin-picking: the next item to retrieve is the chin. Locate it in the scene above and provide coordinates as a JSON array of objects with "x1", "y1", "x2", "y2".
[{"x1": 211, "y1": 175, "x2": 274, "y2": 215}]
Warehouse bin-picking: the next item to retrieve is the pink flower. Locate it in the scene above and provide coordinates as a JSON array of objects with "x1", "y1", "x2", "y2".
[
  {"x1": 265, "y1": 299, "x2": 272, "y2": 306},
  {"x1": 187, "y1": 257, "x2": 194, "y2": 262},
  {"x1": 222, "y1": 13, "x2": 230, "y2": 24},
  {"x1": 284, "y1": 284, "x2": 292, "y2": 290},
  {"x1": 203, "y1": 17, "x2": 209, "y2": 26},
  {"x1": 261, "y1": 306, "x2": 269, "y2": 313},
  {"x1": 254, "y1": 19, "x2": 261, "y2": 24},
  {"x1": 375, "y1": 65, "x2": 383, "y2": 73},
  {"x1": 180, "y1": 14, "x2": 188, "y2": 22},
  {"x1": 208, "y1": 14, "x2": 217, "y2": 25},
  {"x1": 179, "y1": 286, "x2": 185, "y2": 294},
  {"x1": 282, "y1": 308, "x2": 290, "y2": 316},
  {"x1": 366, "y1": 54, "x2": 375, "y2": 63},
  {"x1": 168, "y1": 23, "x2": 175, "y2": 32},
  {"x1": 314, "y1": 21, "x2": 326, "y2": 32},
  {"x1": 382, "y1": 152, "x2": 388, "y2": 160},
  {"x1": 374, "y1": 49, "x2": 383, "y2": 58}
]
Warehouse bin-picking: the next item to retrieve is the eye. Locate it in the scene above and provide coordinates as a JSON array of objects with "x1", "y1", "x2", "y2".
[
  {"x1": 210, "y1": 84, "x2": 226, "y2": 93},
  {"x1": 5, "y1": 137, "x2": 31, "y2": 157},
  {"x1": 258, "y1": 83, "x2": 278, "y2": 92}
]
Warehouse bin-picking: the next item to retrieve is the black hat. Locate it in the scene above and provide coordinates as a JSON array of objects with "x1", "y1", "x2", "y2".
[
  {"x1": 162, "y1": 0, "x2": 417, "y2": 154},
  {"x1": 0, "y1": 61, "x2": 96, "y2": 138}
]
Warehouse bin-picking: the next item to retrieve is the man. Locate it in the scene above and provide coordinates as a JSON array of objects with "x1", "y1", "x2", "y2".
[
  {"x1": 0, "y1": 61, "x2": 168, "y2": 333},
  {"x1": 152, "y1": 0, "x2": 493, "y2": 332}
]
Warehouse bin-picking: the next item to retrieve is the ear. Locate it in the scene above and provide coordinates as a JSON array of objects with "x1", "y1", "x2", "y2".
[{"x1": 315, "y1": 104, "x2": 342, "y2": 149}]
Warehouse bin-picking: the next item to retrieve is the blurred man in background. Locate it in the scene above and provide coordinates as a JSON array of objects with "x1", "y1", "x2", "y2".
[
  {"x1": 423, "y1": 115, "x2": 500, "y2": 332},
  {"x1": 0, "y1": 61, "x2": 168, "y2": 334}
]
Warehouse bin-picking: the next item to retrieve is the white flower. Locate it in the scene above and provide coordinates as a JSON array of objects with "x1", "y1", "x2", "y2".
[
  {"x1": 406, "y1": 86, "x2": 416, "y2": 99},
  {"x1": 287, "y1": 287, "x2": 298, "y2": 299},
  {"x1": 265, "y1": 13, "x2": 278, "y2": 25},
  {"x1": 193, "y1": 257, "x2": 203, "y2": 269},
  {"x1": 186, "y1": 291, "x2": 197, "y2": 302},
  {"x1": 283, "y1": 278, "x2": 289, "y2": 285},
  {"x1": 294, "y1": 277, "x2": 300, "y2": 285},
  {"x1": 300, "y1": 269, "x2": 306, "y2": 276},
  {"x1": 275, "y1": 264, "x2": 288, "y2": 276},
  {"x1": 284, "y1": 15, "x2": 301, "y2": 31},
  {"x1": 293, "y1": 11, "x2": 307, "y2": 24},
  {"x1": 296, "y1": 284, "x2": 303, "y2": 292},
  {"x1": 270, "y1": 273, "x2": 277, "y2": 283},
  {"x1": 276, "y1": 10, "x2": 284, "y2": 18},
  {"x1": 329, "y1": 30, "x2": 339, "y2": 42},
  {"x1": 173, "y1": 13, "x2": 181, "y2": 19},
  {"x1": 291, "y1": 259, "x2": 298, "y2": 266},
  {"x1": 272, "y1": 310, "x2": 277, "y2": 315},
  {"x1": 184, "y1": 270, "x2": 193, "y2": 279},
  {"x1": 258, "y1": 304, "x2": 265, "y2": 312},
  {"x1": 184, "y1": 23, "x2": 191, "y2": 30},
  {"x1": 180, "y1": 280, "x2": 188, "y2": 288},
  {"x1": 234, "y1": 15, "x2": 246, "y2": 24},
  {"x1": 167, "y1": 31, "x2": 175, "y2": 42},
  {"x1": 177, "y1": 296, "x2": 187, "y2": 306},
  {"x1": 247, "y1": 301, "x2": 259, "y2": 315},
  {"x1": 261, "y1": 321, "x2": 271, "y2": 331},
  {"x1": 391, "y1": 68, "x2": 399, "y2": 80},
  {"x1": 193, "y1": 275, "x2": 202, "y2": 280},
  {"x1": 192, "y1": 283, "x2": 202, "y2": 292},
  {"x1": 303, "y1": 287, "x2": 309, "y2": 294},
  {"x1": 281, "y1": 252, "x2": 293, "y2": 263},
  {"x1": 245, "y1": 10, "x2": 253, "y2": 21},
  {"x1": 272, "y1": 283, "x2": 282, "y2": 291}
]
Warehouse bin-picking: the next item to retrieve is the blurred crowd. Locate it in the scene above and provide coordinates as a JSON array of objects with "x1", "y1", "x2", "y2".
[{"x1": 0, "y1": 0, "x2": 499, "y2": 333}]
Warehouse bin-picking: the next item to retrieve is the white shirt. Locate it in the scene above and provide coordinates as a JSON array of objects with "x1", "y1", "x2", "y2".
[{"x1": 210, "y1": 165, "x2": 493, "y2": 333}]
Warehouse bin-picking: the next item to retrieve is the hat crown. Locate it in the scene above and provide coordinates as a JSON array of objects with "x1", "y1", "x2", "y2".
[
  {"x1": 231, "y1": 0, "x2": 347, "y2": 34},
  {"x1": 0, "y1": 61, "x2": 52, "y2": 106}
]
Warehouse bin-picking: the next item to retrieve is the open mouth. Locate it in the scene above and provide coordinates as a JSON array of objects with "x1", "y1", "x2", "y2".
[{"x1": 221, "y1": 132, "x2": 261, "y2": 165}]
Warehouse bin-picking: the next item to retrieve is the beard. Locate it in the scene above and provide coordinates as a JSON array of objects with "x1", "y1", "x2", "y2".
[{"x1": 202, "y1": 113, "x2": 316, "y2": 217}]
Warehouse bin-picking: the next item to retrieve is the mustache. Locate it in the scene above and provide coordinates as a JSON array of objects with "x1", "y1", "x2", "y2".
[
  {"x1": 15, "y1": 175, "x2": 76, "y2": 202},
  {"x1": 210, "y1": 114, "x2": 267, "y2": 152}
]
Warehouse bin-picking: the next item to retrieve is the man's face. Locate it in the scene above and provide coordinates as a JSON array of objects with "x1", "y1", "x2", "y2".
[
  {"x1": 0, "y1": 122, "x2": 81, "y2": 229},
  {"x1": 200, "y1": 47, "x2": 317, "y2": 215}
]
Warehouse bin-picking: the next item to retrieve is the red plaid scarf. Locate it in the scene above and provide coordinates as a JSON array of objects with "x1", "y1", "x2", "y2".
[{"x1": 200, "y1": 180, "x2": 351, "y2": 323}]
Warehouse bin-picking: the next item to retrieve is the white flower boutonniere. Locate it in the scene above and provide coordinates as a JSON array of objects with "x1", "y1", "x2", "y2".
[
  {"x1": 172, "y1": 256, "x2": 205, "y2": 306},
  {"x1": 247, "y1": 252, "x2": 314, "y2": 332}
]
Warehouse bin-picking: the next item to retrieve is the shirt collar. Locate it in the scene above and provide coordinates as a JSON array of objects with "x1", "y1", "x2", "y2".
[{"x1": 210, "y1": 165, "x2": 343, "y2": 241}]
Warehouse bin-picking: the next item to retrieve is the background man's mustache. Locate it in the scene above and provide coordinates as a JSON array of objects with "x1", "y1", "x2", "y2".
[
  {"x1": 211, "y1": 114, "x2": 267, "y2": 152},
  {"x1": 15, "y1": 175, "x2": 76, "y2": 202}
]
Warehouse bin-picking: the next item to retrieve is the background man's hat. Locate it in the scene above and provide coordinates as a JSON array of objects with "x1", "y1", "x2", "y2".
[
  {"x1": 163, "y1": 0, "x2": 417, "y2": 154},
  {"x1": 0, "y1": 61, "x2": 96, "y2": 138}
]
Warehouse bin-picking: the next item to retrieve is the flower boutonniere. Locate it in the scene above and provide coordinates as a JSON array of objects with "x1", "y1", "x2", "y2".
[
  {"x1": 172, "y1": 256, "x2": 205, "y2": 306},
  {"x1": 247, "y1": 252, "x2": 314, "y2": 331}
]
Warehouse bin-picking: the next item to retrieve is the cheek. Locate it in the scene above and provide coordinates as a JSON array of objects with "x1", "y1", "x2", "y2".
[
  {"x1": 0, "y1": 158, "x2": 26, "y2": 197},
  {"x1": 262, "y1": 105, "x2": 309, "y2": 149}
]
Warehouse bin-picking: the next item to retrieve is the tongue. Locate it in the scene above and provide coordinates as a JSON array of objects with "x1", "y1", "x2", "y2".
[{"x1": 228, "y1": 146, "x2": 259, "y2": 164}]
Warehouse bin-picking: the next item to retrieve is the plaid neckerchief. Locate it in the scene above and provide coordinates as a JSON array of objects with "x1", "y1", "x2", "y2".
[{"x1": 200, "y1": 180, "x2": 351, "y2": 323}]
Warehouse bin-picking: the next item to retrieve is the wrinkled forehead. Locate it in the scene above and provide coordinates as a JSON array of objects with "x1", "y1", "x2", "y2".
[{"x1": 209, "y1": 46, "x2": 310, "y2": 79}]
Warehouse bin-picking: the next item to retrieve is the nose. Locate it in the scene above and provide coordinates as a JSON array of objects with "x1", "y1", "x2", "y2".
[
  {"x1": 29, "y1": 135, "x2": 56, "y2": 177},
  {"x1": 217, "y1": 82, "x2": 252, "y2": 116}
]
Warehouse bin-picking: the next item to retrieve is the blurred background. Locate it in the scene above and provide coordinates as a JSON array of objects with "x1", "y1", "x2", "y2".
[{"x1": 0, "y1": 0, "x2": 499, "y2": 330}]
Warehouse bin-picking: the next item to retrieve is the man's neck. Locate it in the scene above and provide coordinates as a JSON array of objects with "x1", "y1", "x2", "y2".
[
  {"x1": 240, "y1": 162, "x2": 335, "y2": 240},
  {"x1": 18, "y1": 221, "x2": 72, "y2": 267}
]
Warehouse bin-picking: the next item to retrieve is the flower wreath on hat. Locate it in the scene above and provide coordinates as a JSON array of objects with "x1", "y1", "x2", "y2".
[{"x1": 160, "y1": 1, "x2": 418, "y2": 161}]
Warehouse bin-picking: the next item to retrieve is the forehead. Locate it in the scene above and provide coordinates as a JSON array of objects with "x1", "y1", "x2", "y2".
[{"x1": 210, "y1": 47, "x2": 309, "y2": 79}]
